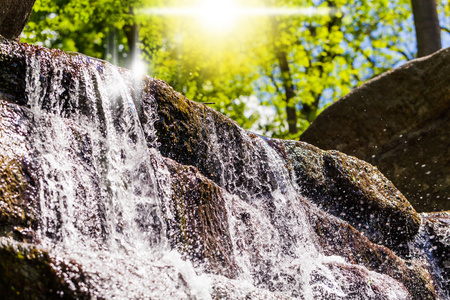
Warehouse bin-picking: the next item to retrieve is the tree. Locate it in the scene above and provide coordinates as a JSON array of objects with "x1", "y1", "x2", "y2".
[
  {"x1": 411, "y1": 0, "x2": 441, "y2": 57},
  {"x1": 22, "y1": 0, "x2": 145, "y2": 62},
  {"x1": 22, "y1": 0, "x2": 448, "y2": 138},
  {"x1": 247, "y1": 0, "x2": 414, "y2": 138},
  {"x1": 0, "y1": 0, "x2": 36, "y2": 40}
]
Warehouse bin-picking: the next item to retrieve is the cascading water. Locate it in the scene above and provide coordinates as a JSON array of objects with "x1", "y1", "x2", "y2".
[
  {"x1": 24, "y1": 52, "x2": 211, "y2": 299},
  {"x1": 19, "y1": 47, "x2": 412, "y2": 299}
]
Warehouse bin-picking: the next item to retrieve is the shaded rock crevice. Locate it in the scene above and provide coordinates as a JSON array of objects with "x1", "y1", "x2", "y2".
[{"x1": 0, "y1": 237, "x2": 92, "y2": 299}]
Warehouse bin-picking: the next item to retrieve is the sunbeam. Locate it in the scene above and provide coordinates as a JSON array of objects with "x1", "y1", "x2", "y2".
[{"x1": 139, "y1": 2, "x2": 339, "y2": 32}]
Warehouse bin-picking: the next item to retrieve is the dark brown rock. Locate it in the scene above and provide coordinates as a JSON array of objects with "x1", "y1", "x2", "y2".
[
  {"x1": 300, "y1": 48, "x2": 450, "y2": 212},
  {"x1": 0, "y1": 237, "x2": 91, "y2": 299},
  {"x1": 305, "y1": 199, "x2": 436, "y2": 299},
  {"x1": 165, "y1": 158, "x2": 238, "y2": 278}
]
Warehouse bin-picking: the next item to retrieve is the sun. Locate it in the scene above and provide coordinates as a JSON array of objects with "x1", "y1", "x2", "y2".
[
  {"x1": 140, "y1": 0, "x2": 243, "y2": 33},
  {"x1": 141, "y1": 3, "x2": 340, "y2": 34},
  {"x1": 196, "y1": 0, "x2": 239, "y2": 32}
]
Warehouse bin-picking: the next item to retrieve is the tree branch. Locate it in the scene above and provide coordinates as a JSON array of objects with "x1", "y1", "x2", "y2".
[{"x1": 441, "y1": 26, "x2": 450, "y2": 34}]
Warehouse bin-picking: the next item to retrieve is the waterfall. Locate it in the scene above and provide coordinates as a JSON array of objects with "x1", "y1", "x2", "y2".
[
  {"x1": 20, "y1": 48, "x2": 411, "y2": 299},
  {"x1": 24, "y1": 52, "x2": 213, "y2": 299}
]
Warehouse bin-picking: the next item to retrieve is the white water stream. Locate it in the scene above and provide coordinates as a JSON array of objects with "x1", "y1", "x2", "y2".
[{"x1": 23, "y1": 51, "x2": 410, "y2": 299}]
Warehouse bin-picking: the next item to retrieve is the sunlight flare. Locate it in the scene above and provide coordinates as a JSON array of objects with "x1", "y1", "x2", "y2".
[
  {"x1": 198, "y1": 0, "x2": 239, "y2": 30},
  {"x1": 140, "y1": 3, "x2": 339, "y2": 32}
]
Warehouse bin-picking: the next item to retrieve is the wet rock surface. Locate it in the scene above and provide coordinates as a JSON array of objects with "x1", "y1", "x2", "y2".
[
  {"x1": 0, "y1": 37, "x2": 449, "y2": 298},
  {"x1": 305, "y1": 199, "x2": 436, "y2": 299},
  {"x1": 422, "y1": 211, "x2": 450, "y2": 292},
  {"x1": 165, "y1": 158, "x2": 238, "y2": 278},
  {"x1": 0, "y1": 237, "x2": 92, "y2": 299},
  {"x1": 300, "y1": 48, "x2": 450, "y2": 212},
  {"x1": 411, "y1": 211, "x2": 450, "y2": 299},
  {"x1": 270, "y1": 139, "x2": 420, "y2": 255}
]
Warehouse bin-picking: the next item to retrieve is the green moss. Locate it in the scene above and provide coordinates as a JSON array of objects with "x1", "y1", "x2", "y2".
[
  {"x1": 0, "y1": 155, "x2": 33, "y2": 230},
  {"x1": 0, "y1": 238, "x2": 91, "y2": 299}
]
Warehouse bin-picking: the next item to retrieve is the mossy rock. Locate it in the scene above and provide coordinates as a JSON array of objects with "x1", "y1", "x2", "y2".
[
  {"x1": 305, "y1": 199, "x2": 436, "y2": 300},
  {"x1": 165, "y1": 157, "x2": 238, "y2": 278},
  {"x1": 0, "y1": 237, "x2": 91, "y2": 299},
  {"x1": 264, "y1": 139, "x2": 421, "y2": 256},
  {"x1": 0, "y1": 156, "x2": 29, "y2": 226}
]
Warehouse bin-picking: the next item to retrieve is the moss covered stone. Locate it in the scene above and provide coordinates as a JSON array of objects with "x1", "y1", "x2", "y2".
[
  {"x1": 165, "y1": 157, "x2": 238, "y2": 278},
  {"x1": 271, "y1": 140, "x2": 421, "y2": 255},
  {"x1": 0, "y1": 156, "x2": 29, "y2": 226},
  {"x1": 305, "y1": 200, "x2": 436, "y2": 299},
  {"x1": 0, "y1": 237, "x2": 91, "y2": 299}
]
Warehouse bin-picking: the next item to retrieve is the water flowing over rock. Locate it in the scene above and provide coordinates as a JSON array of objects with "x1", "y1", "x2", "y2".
[
  {"x1": 300, "y1": 48, "x2": 450, "y2": 212},
  {"x1": 0, "y1": 36, "x2": 448, "y2": 299}
]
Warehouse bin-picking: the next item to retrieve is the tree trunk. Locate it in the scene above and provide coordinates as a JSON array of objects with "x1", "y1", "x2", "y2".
[
  {"x1": 123, "y1": 7, "x2": 140, "y2": 70},
  {"x1": 275, "y1": 50, "x2": 298, "y2": 135},
  {"x1": 269, "y1": 16, "x2": 298, "y2": 135},
  {"x1": 411, "y1": 0, "x2": 441, "y2": 57},
  {"x1": 0, "y1": 0, "x2": 36, "y2": 40}
]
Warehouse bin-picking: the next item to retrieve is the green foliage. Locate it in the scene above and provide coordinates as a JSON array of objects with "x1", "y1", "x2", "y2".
[{"x1": 22, "y1": 0, "x2": 449, "y2": 138}]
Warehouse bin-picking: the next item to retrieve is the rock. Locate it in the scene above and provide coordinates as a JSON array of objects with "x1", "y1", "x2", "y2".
[
  {"x1": 152, "y1": 78, "x2": 420, "y2": 256},
  {"x1": 305, "y1": 199, "x2": 436, "y2": 299},
  {"x1": 271, "y1": 140, "x2": 420, "y2": 256},
  {"x1": 0, "y1": 37, "x2": 448, "y2": 298},
  {"x1": 165, "y1": 158, "x2": 238, "y2": 278},
  {"x1": 411, "y1": 211, "x2": 450, "y2": 299},
  {"x1": 319, "y1": 262, "x2": 413, "y2": 300},
  {"x1": 300, "y1": 48, "x2": 450, "y2": 212},
  {"x1": 0, "y1": 98, "x2": 37, "y2": 240},
  {"x1": 0, "y1": 237, "x2": 91, "y2": 299}
]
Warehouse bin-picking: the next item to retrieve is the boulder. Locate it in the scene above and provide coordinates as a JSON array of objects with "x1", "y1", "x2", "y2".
[
  {"x1": 300, "y1": 48, "x2": 450, "y2": 212},
  {"x1": 0, "y1": 237, "x2": 92, "y2": 299},
  {"x1": 151, "y1": 76, "x2": 436, "y2": 298},
  {"x1": 412, "y1": 211, "x2": 450, "y2": 297}
]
